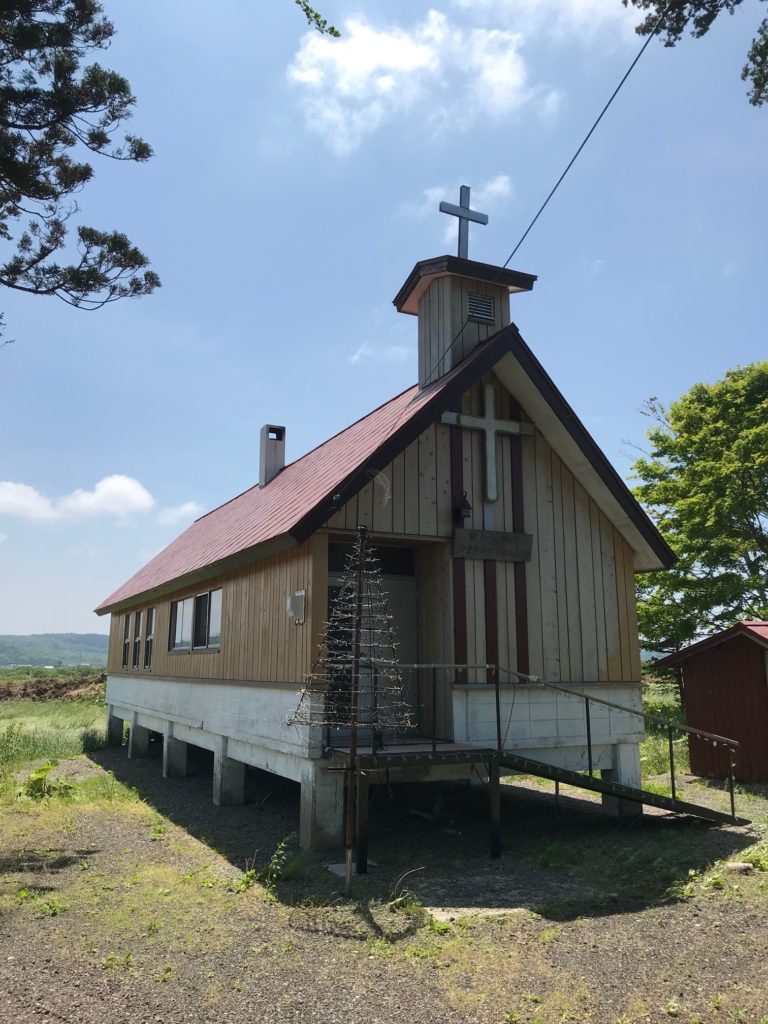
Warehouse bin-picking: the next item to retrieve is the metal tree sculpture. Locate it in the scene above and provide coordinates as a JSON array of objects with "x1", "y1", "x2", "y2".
[
  {"x1": 291, "y1": 525, "x2": 413, "y2": 741},
  {"x1": 290, "y1": 525, "x2": 412, "y2": 884}
]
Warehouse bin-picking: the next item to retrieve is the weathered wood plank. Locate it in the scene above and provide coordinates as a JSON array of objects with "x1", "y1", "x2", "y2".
[
  {"x1": 560, "y1": 464, "x2": 583, "y2": 682},
  {"x1": 535, "y1": 434, "x2": 560, "y2": 681}
]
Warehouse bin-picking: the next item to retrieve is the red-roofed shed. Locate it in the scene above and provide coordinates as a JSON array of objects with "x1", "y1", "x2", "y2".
[{"x1": 657, "y1": 622, "x2": 768, "y2": 782}]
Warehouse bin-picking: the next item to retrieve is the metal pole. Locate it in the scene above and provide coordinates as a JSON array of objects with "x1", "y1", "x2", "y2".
[
  {"x1": 345, "y1": 526, "x2": 366, "y2": 891},
  {"x1": 728, "y1": 747, "x2": 736, "y2": 821},
  {"x1": 585, "y1": 697, "x2": 593, "y2": 777},
  {"x1": 494, "y1": 665, "x2": 502, "y2": 753},
  {"x1": 431, "y1": 666, "x2": 437, "y2": 753},
  {"x1": 668, "y1": 726, "x2": 676, "y2": 802}
]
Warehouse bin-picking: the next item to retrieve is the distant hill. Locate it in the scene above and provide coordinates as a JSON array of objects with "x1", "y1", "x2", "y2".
[{"x1": 0, "y1": 633, "x2": 108, "y2": 668}]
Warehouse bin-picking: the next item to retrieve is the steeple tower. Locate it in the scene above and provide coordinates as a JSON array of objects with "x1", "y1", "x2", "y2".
[{"x1": 392, "y1": 185, "x2": 537, "y2": 389}]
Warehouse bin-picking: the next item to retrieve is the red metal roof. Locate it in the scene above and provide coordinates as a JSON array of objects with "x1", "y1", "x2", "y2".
[
  {"x1": 656, "y1": 621, "x2": 768, "y2": 667},
  {"x1": 95, "y1": 362, "x2": 459, "y2": 613},
  {"x1": 96, "y1": 323, "x2": 674, "y2": 614}
]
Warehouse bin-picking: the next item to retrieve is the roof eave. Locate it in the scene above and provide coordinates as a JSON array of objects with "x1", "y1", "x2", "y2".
[
  {"x1": 94, "y1": 534, "x2": 297, "y2": 616},
  {"x1": 655, "y1": 623, "x2": 768, "y2": 667}
]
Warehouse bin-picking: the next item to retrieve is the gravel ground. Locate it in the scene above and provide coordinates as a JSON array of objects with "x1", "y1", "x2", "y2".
[{"x1": 2, "y1": 748, "x2": 768, "y2": 1024}]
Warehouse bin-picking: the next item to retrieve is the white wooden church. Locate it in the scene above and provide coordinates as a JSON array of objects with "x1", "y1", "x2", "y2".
[{"x1": 96, "y1": 188, "x2": 674, "y2": 850}]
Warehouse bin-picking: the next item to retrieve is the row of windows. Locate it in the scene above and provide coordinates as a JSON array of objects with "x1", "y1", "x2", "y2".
[
  {"x1": 122, "y1": 607, "x2": 155, "y2": 671},
  {"x1": 121, "y1": 588, "x2": 222, "y2": 670}
]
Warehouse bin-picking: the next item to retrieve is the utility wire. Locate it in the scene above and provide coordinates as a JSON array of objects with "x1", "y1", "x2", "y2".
[{"x1": 423, "y1": 15, "x2": 665, "y2": 389}]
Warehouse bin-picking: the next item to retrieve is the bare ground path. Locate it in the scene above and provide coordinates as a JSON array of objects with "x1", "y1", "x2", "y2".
[{"x1": 2, "y1": 747, "x2": 768, "y2": 1024}]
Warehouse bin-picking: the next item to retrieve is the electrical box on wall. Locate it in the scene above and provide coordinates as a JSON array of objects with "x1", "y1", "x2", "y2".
[{"x1": 286, "y1": 590, "x2": 305, "y2": 625}]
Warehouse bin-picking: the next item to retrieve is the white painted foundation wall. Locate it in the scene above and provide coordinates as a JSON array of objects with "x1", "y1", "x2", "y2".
[
  {"x1": 106, "y1": 674, "x2": 316, "y2": 781},
  {"x1": 452, "y1": 682, "x2": 644, "y2": 774}
]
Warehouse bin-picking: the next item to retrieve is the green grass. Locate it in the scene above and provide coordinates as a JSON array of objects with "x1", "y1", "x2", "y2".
[
  {"x1": 0, "y1": 665, "x2": 103, "y2": 684},
  {"x1": 640, "y1": 682, "x2": 690, "y2": 782},
  {"x1": 0, "y1": 698, "x2": 107, "y2": 773}
]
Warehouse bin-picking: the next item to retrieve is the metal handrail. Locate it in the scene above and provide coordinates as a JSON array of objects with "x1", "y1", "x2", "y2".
[
  {"x1": 495, "y1": 670, "x2": 741, "y2": 749},
  {"x1": 493, "y1": 664, "x2": 740, "y2": 821}
]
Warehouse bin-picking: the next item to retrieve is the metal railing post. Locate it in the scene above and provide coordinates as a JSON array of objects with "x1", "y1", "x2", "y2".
[
  {"x1": 585, "y1": 697, "x2": 593, "y2": 777},
  {"x1": 668, "y1": 725, "x2": 676, "y2": 802},
  {"x1": 728, "y1": 748, "x2": 736, "y2": 821},
  {"x1": 494, "y1": 665, "x2": 502, "y2": 753}
]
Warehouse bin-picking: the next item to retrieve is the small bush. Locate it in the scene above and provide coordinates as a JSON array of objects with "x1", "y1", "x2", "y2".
[{"x1": 19, "y1": 761, "x2": 73, "y2": 800}]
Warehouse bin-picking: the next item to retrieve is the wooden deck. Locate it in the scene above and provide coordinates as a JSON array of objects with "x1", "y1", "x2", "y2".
[{"x1": 327, "y1": 738, "x2": 496, "y2": 769}]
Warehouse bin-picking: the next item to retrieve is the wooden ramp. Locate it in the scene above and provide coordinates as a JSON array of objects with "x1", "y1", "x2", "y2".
[{"x1": 500, "y1": 753, "x2": 750, "y2": 826}]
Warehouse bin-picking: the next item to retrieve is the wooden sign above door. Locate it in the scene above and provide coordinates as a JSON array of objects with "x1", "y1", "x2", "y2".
[{"x1": 453, "y1": 529, "x2": 533, "y2": 562}]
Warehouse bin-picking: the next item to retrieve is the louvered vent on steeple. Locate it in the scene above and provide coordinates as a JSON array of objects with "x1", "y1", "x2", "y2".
[{"x1": 467, "y1": 293, "x2": 495, "y2": 323}]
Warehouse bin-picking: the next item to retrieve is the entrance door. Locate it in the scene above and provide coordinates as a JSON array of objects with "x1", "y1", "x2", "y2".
[{"x1": 327, "y1": 557, "x2": 419, "y2": 742}]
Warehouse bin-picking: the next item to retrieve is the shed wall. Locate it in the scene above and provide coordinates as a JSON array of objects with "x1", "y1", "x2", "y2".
[{"x1": 681, "y1": 635, "x2": 768, "y2": 782}]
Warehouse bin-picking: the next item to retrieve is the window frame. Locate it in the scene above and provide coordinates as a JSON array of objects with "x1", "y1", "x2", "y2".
[
  {"x1": 144, "y1": 607, "x2": 155, "y2": 671},
  {"x1": 169, "y1": 596, "x2": 194, "y2": 652},
  {"x1": 132, "y1": 609, "x2": 143, "y2": 669},
  {"x1": 122, "y1": 614, "x2": 131, "y2": 669},
  {"x1": 169, "y1": 588, "x2": 222, "y2": 653}
]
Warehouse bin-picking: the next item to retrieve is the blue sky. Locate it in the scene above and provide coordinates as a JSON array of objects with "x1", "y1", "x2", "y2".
[{"x1": 1, "y1": 0, "x2": 765, "y2": 634}]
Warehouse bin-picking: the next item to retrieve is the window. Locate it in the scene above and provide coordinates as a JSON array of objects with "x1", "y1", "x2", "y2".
[
  {"x1": 132, "y1": 610, "x2": 143, "y2": 669},
  {"x1": 193, "y1": 588, "x2": 222, "y2": 649},
  {"x1": 144, "y1": 608, "x2": 155, "y2": 670},
  {"x1": 170, "y1": 589, "x2": 222, "y2": 652},
  {"x1": 169, "y1": 597, "x2": 193, "y2": 651},
  {"x1": 122, "y1": 615, "x2": 130, "y2": 668},
  {"x1": 193, "y1": 592, "x2": 210, "y2": 648}
]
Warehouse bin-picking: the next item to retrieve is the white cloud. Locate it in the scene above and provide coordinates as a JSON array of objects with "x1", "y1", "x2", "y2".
[
  {"x1": 452, "y1": 0, "x2": 639, "y2": 39},
  {"x1": 0, "y1": 482, "x2": 56, "y2": 521},
  {"x1": 287, "y1": 11, "x2": 558, "y2": 155},
  {"x1": 349, "y1": 342, "x2": 413, "y2": 365},
  {"x1": 157, "y1": 501, "x2": 204, "y2": 526},
  {"x1": 57, "y1": 475, "x2": 154, "y2": 518},
  {"x1": 0, "y1": 475, "x2": 155, "y2": 522}
]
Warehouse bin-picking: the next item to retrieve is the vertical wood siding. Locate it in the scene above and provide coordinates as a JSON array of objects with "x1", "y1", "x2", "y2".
[
  {"x1": 453, "y1": 378, "x2": 641, "y2": 683},
  {"x1": 325, "y1": 423, "x2": 454, "y2": 539},
  {"x1": 106, "y1": 540, "x2": 316, "y2": 684},
  {"x1": 416, "y1": 544, "x2": 454, "y2": 736}
]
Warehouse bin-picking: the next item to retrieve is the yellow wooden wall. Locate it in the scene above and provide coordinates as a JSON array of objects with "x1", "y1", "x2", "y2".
[
  {"x1": 324, "y1": 424, "x2": 454, "y2": 538},
  {"x1": 415, "y1": 543, "x2": 454, "y2": 735},
  {"x1": 106, "y1": 538, "x2": 322, "y2": 683}
]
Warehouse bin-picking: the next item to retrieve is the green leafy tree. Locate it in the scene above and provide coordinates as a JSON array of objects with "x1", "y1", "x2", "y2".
[
  {"x1": 0, "y1": 0, "x2": 159, "y2": 337},
  {"x1": 632, "y1": 362, "x2": 768, "y2": 654},
  {"x1": 294, "y1": 0, "x2": 340, "y2": 37},
  {"x1": 625, "y1": 0, "x2": 768, "y2": 106}
]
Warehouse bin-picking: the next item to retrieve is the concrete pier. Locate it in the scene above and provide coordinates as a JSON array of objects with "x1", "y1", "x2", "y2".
[
  {"x1": 162, "y1": 723, "x2": 189, "y2": 779},
  {"x1": 213, "y1": 739, "x2": 246, "y2": 806},
  {"x1": 127, "y1": 712, "x2": 150, "y2": 759},
  {"x1": 601, "y1": 742, "x2": 643, "y2": 817}
]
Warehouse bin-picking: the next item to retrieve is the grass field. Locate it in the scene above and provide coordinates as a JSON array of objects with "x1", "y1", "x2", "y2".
[{"x1": 0, "y1": 697, "x2": 106, "y2": 773}]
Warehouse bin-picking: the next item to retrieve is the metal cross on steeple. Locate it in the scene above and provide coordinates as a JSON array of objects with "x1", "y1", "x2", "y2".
[{"x1": 439, "y1": 185, "x2": 489, "y2": 260}]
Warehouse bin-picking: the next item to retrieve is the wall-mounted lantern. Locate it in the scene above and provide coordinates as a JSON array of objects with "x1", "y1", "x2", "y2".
[{"x1": 454, "y1": 490, "x2": 472, "y2": 528}]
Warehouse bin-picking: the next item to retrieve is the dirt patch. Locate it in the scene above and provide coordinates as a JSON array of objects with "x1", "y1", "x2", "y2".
[
  {"x1": 2, "y1": 751, "x2": 768, "y2": 1023},
  {"x1": 0, "y1": 674, "x2": 105, "y2": 701}
]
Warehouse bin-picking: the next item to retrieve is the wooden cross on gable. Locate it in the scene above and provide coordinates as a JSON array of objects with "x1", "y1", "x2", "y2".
[{"x1": 441, "y1": 383, "x2": 535, "y2": 502}]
